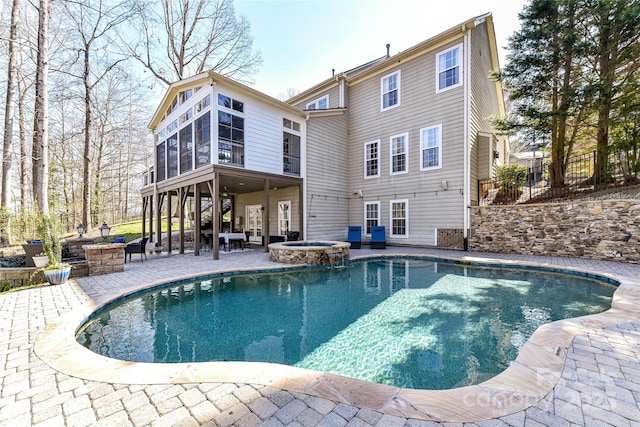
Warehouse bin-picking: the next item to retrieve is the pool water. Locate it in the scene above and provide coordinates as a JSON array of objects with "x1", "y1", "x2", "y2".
[{"x1": 76, "y1": 259, "x2": 616, "y2": 390}]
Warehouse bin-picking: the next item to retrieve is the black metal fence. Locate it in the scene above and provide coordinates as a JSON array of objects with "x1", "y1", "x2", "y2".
[{"x1": 479, "y1": 151, "x2": 633, "y2": 205}]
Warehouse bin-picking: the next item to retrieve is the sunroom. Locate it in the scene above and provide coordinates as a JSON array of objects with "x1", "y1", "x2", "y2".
[{"x1": 141, "y1": 72, "x2": 306, "y2": 259}]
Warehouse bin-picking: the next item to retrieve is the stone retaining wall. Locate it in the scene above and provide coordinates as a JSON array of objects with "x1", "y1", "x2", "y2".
[{"x1": 470, "y1": 200, "x2": 640, "y2": 262}]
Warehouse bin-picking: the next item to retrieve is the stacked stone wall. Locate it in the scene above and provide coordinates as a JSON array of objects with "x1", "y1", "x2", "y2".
[{"x1": 470, "y1": 200, "x2": 640, "y2": 262}]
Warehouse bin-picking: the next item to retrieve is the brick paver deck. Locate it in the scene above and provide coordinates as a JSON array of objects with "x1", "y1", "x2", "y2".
[{"x1": 1, "y1": 246, "x2": 639, "y2": 426}]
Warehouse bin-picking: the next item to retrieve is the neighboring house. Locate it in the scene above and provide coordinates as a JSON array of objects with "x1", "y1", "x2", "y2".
[
  {"x1": 289, "y1": 12, "x2": 506, "y2": 248},
  {"x1": 141, "y1": 13, "x2": 506, "y2": 256}
]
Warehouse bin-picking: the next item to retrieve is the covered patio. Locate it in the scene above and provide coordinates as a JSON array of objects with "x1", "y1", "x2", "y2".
[{"x1": 140, "y1": 164, "x2": 303, "y2": 260}]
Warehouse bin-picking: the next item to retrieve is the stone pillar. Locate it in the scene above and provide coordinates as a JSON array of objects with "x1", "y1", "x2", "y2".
[
  {"x1": 82, "y1": 244, "x2": 126, "y2": 276},
  {"x1": 65, "y1": 237, "x2": 96, "y2": 258}
]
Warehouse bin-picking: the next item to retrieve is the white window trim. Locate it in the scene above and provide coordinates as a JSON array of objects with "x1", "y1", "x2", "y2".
[
  {"x1": 306, "y1": 95, "x2": 329, "y2": 110},
  {"x1": 390, "y1": 199, "x2": 409, "y2": 238},
  {"x1": 364, "y1": 201, "x2": 380, "y2": 236},
  {"x1": 420, "y1": 124, "x2": 443, "y2": 171},
  {"x1": 435, "y1": 43, "x2": 463, "y2": 93},
  {"x1": 278, "y1": 200, "x2": 291, "y2": 236},
  {"x1": 389, "y1": 132, "x2": 409, "y2": 175},
  {"x1": 380, "y1": 70, "x2": 401, "y2": 111},
  {"x1": 364, "y1": 140, "x2": 380, "y2": 179}
]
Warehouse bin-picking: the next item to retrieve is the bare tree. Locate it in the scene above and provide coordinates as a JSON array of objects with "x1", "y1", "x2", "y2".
[
  {"x1": 126, "y1": 0, "x2": 262, "y2": 85},
  {"x1": 61, "y1": 0, "x2": 133, "y2": 230},
  {"x1": 32, "y1": 0, "x2": 50, "y2": 214},
  {"x1": 1, "y1": 0, "x2": 20, "y2": 213}
]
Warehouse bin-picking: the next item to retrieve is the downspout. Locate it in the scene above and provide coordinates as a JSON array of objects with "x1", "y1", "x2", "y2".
[{"x1": 463, "y1": 25, "x2": 471, "y2": 251}]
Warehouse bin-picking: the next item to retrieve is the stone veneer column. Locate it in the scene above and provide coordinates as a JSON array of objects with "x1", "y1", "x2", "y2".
[
  {"x1": 82, "y1": 243, "x2": 127, "y2": 276},
  {"x1": 65, "y1": 237, "x2": 96, "y2": 258}
]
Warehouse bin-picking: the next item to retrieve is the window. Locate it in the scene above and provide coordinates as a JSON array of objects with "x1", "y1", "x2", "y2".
[
  {"x1": 165, "y1": 96, "x2": 178, "y2": 116},
  {"x1": 437, "y1": 44, "x2": 462, "y2": 92},
  {"x1": 390, "y1": 133, "x2": 408, "y2": 174},
  {"x1": 364, "y1": 140, "x2": 380, "y2": 178},
  {"x1": 195, "y1": 95, "x2": 211, "y2": 114},
  {"x1": 167, "y1": 119, "x2": 178, "y2": 134},
  {"x1": 167, "y1": 133, "x2": 178, "y2": 178},
  {"x1": 283, "y1": 132, "x2": 301, "y2": 176},
  {"x1": 306, "y1": 95, "x2": 328, "y2": 110},
  {"x1": 381, "y1": 71, "x2": 400, "y2": 111},
  {"x1": 278, "y1": 201, "x2": 291, "y2": 236},
  {"x1": 180, "y1": 108, "x2": 192, "y2": 124},
  {"x1": 194, "y1": 113, "x2": 210, "y2": 168},
  {"x1": 179, "y1": 89, "x2": 193, "y2": 104},
  {"x1": 390, "y1": 199, "x2": 408, "y2": 237},
  {"x1": 420, "y1": 124, "x2": 442, "y2": 170},
  {"x1": 218, "y1": 111, "x2": 244, "y2": 166},
  {"x1": 179, "y1": 124, "x2": 193, "y2": 173},
  {"x1": 364, "y1": 201, "x2": 380, "y2": 235},
  {"x1": 218, "y1": 94, "x2": 244, "y2": 113},
  {"x1": 283, "y1": 118, "x2": 301, "y2": 132},
  {"x1": 156, "y1": 141, "x2": 166, "y2": 182},
  {"x1": 283, "y1": 118, "x2": 301, "y2": 176}
]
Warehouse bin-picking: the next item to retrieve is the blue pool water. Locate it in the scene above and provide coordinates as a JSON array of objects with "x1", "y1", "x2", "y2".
[{"x1": 76, "y1": 259, "x2": 616, "y2": 390}]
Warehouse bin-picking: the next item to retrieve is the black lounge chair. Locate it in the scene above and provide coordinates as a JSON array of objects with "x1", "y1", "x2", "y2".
[
  {"x1": 346, "y1": 226, "x2": 361, "y2": 249},
  {"x1": 370, "y1": 226, "x2": 386, "y2": 249},
  {"x1": 125, "y1": 237, "x2": 149, "y2": 263}
]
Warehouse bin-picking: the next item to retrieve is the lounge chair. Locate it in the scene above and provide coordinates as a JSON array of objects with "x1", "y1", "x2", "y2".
[
  {"x1": 346, "y1": 226, "x2": 361, "y2": 249},
  {"x1": 125, "y1": 237, "x2": 149, "y2": 263},
  {"x1": 370, "y1": 226, "x2": 386, "y2": 249}
]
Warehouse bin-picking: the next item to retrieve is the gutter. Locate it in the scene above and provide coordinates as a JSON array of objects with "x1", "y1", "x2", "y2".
[{"x1": 463, "y1": 24, "x2": 472, "y2": 250}]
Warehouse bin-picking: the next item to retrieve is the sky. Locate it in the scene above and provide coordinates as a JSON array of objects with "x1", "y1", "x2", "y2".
[{"x1": 234, "y1": 0, "x2": 528, "y2": 98}]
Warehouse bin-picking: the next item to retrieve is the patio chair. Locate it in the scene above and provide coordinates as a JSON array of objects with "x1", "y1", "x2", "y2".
[
  {"x1": 287, "y1": 231, "x2": 300, "y2": 241},
  {"x1": 346, "y1": 226, "x2": 361, "y2": 249},
  {"x1": 370, "y1": 226, "x2": 386, "y2": 249},
  {"x1": 113, "y1": 236, "x2": 126, "y2": 243},
  {"x1": 125, "y1": 237, "x2": 149, "y2": 263}
]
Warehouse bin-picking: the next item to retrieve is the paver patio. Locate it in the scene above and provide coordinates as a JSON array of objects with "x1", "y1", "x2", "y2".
[{"x1": 1, "y1": 246, "x2": 639, "y2": 426}]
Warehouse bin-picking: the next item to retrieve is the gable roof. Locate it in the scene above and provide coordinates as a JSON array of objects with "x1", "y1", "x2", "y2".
[
  {"x1": 287, "y1": 12, "x2": 504, "y2": 116},
  {"x1": 149, "y1": 71, "x2": 305, "y2": 130}
]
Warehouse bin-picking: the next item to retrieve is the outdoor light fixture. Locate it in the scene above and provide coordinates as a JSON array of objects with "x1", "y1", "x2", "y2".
[
  {"x1": 99, "y1": 222, "x2": 111, "y2": 242},
  {"x1": 77, "y1": 223, "x2": 85, "y2": 238}
]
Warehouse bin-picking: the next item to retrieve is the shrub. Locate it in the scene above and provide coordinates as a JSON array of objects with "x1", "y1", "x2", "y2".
[{"x1": 498, "y1": 164, "x2": 527, "y2": 190}]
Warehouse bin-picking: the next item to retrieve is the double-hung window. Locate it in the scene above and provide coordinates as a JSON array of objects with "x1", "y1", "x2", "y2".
[
  {"x1": 390, "y1": 133, "x2": 408, "y2": 175},
  {"x1": 390, "y1": 199, "x2": 408, "y2": 237},
  {"x1": 436, "y1": 44, "x2": 462, "y2": 92},
  {"x1": 364, "y1": 140, "x2": 380, "y2": 178},
  {"x1": 306, "y1": 95, "x2": 328, "y2": 110},
  {"x1": 381, "y1": 71, "x2": 400, "y2": 111},
  {"x1": 364, "y1": 201, "x2": 380, "y2": 235},
  {"x1": 420, "y1": 124, "x2": 442, "y2": 170}
]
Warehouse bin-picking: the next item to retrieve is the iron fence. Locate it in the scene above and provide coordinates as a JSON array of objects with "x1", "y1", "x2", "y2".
[{"x1": 479, "y1": 150, "x2": 634, "y2": 205}]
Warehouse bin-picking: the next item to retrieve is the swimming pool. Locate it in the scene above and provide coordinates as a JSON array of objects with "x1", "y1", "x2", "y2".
[{"x1": 76, "y1": 258, "x2": 615, "y2": 390}]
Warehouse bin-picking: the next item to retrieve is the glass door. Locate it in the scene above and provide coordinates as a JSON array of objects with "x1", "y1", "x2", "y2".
[{"x1": 246, "y1": 205, "x2": 263, "y2": 244}]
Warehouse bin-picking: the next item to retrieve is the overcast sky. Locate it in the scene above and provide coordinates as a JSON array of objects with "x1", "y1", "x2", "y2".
[{"x1": 234, "y1": 0, "x2": 527, "y2": 98}]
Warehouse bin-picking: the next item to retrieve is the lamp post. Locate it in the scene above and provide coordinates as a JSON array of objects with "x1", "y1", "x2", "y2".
[
  {"x1": 99, "y1": 222, "x2": 111, "y2": 243},
  {"x1": 77, "y1": 224, "x2": 85, "y2": 238}
]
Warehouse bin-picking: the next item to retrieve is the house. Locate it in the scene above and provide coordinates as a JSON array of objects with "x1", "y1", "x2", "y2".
[
  {"x1": 289, "y1": 12, "x2": 506, "y2": 248},
  {"x1": 141, "y1": 13, "x2": 506, "y2": 257}
]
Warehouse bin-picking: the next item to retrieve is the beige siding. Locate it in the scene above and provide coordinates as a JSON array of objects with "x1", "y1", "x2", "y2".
[
  {"x1": 347, "y1": 38, "x2": 466, "y2": 246},
  {"x1": 305, "y1": 112, "x2": 350, "y2": 240},
  {"x1": 236, "y1": 186, "x2": 301, "y2": 238},
  {"x1": 293, "y1": 82, "x2": 342, "y2": 110}
]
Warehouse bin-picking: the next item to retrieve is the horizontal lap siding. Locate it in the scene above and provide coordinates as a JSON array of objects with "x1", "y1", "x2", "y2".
[
  {"x1": 347, "y1": 38, "x2": 465, "y2": 246},
  {"x1": 305, "y1": 113, "x2": 350, "y2": 240},
  {"x1": 214, "y1": 86, "x2": 298, "y2": 176},
  {"x1": 469, "y1": 22, "x2": 505, "y2": 201}
]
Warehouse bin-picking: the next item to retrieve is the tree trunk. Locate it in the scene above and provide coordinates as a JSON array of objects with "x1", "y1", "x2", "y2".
[
  {"x1": 82, "y1": 47, "x2": 92, "y2": 230},
  {"x1": 32, "y1": 0, "x2": 50, "y2": 214},
  {"x1": 2, "y1": 0, "x2": 20, "y2": 211},
  {"x1": 18, "y1": 79, "x2": 27, "y2": 211}
]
